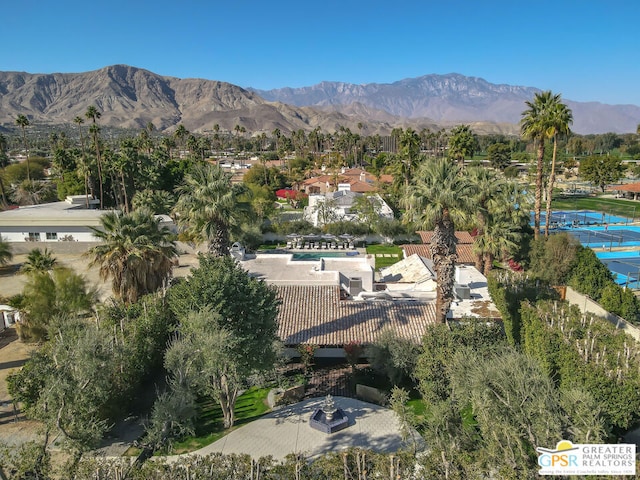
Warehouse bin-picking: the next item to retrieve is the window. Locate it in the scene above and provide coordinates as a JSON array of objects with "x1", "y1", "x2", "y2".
[
  {"x1": 46, "y1": 232, "x2": 58, "y2": 240},
  {"x1": 27, "y1": 232, "x2": 41, "y2": 241}
]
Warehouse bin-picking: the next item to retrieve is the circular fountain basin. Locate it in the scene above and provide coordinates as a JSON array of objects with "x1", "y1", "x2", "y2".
[{"x1": 309, "y1": 408, "x2": 350, "y2": 434}]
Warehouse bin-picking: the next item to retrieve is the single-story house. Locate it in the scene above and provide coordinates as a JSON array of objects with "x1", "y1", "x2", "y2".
[
  {"x1": 303, "y1": 190, "x2": 394, "y2": 227},
  {"x1": 0, "y1": 196, "x2": 104, "y2": 243},
  {"x1": 239, "y1": 251, "x2": 499, "y2": 357}
]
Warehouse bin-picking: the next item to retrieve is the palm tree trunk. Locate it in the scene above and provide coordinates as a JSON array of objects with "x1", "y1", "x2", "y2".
[
  {"x1": 120, "y1": 170, "x2": 129, "y2": 213},
  {"x1": 534, "y1": 140, "x2": 545, "y2": 240},
  {"x1": 431, "y1": 212, "x2": 457, "y2": 324},
  {"x1": 544, "y1": 136, "x2": 559, "y2": 238},
  {"x1": 483, "y1": 253, "x2": 494, "y2": 277}
]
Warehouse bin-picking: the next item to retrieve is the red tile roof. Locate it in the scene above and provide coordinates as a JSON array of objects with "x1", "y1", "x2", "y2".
[
  {"x1": 609, "y1": 183, "x2": 640, "y2": 193},
  {"x1": 276, "y1": 285, "x2": 436, "y2": 346},
  {"x1": 401, "y1": 244, "x2": 477, "y2": 265},
  {"x1": 418, "y1": 231, "x2": 474, "y2": 244}
]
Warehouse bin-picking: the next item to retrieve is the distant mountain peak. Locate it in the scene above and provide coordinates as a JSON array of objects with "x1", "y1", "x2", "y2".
[{"x1": 0, "y1": 65, "x2": 638, "y2": 134}]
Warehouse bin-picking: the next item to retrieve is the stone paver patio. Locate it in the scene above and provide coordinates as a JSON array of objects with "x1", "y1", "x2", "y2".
[{"x1": 164, "y1": 396, "x2": 423, "y2": 462}]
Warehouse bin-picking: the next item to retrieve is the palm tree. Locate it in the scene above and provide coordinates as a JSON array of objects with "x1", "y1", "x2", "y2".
[
  {"x1": 398, "y1": 128, "x2": 421, "y2": 188},
  {"x1": 85, "y1": 106, "x2": 104, "y2": 209},
  {"x1": 472, "y1": 213, "x2": 521, "y2": 276},
  {"x1": 73, "y1": 116, "x2": 90, "y2": 208},
  {"x1": 20, "y1": 248, "x2": 57, "y2": 274},
  {"x1": 173, "y1": 164, "x2": 251, "y2": 256},
  {"x1": 405, "y1": 159, "x2": 471, "y2": 323},
  {"x1": 15, "y1": 114, "x2": 31, "y2": 181},
  {"x1": 0, "y1": 235, "x2": 12, "y2": 267},
  {"x1": 467, "y1": 167, "x2": 503, "y2": 271},
  {"x1": 447, "y1": 125, "x2": 478, "y2": 168},
  {"x1": 544, "y1": 99, "x2": 573, "y2": 237},
  {"x1": 521, "y1": 91, "x2": 558, "y2": 240},
  {"x1": 87, "y1": 210, "x2": 177, "y2": 303}
]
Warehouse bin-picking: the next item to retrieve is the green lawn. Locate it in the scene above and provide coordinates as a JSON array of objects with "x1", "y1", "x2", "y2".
[
  {"x1": 170, "y1": 386, "x2": 271, "y2": 454},
  {"x1": 551, "y1": 196, "x2": 639, "y2": 221},
  {"x1": 365, "y1": 245, "x2": 403, "y2": 269}
]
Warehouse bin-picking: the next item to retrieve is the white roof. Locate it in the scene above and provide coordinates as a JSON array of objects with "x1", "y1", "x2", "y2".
[{"x1": 0, "y1": 202, "x2": 107, "y2": 227}]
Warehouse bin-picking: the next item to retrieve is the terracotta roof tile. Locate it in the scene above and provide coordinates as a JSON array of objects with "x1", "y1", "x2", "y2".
[
  {"x1": 401, "y1": 244, "x2": 477, "y2": 265},
  {"x1": 276, "y1": 285, "x2": 436, "y2": 346},
  {"x1": 418, "y1": 230, "x2": 474, "y2": 244}
]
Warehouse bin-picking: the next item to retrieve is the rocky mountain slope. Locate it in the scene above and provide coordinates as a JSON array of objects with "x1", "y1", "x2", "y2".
[
  {"x1": 253, "y1": 74, "x2": 640, "y2": 134},
  {"x1": 0, "y1": 65, "x2": 437, "y2": 135},
  {"x1": 2, "y1": 65, "x2": 635, "y2": 135}
]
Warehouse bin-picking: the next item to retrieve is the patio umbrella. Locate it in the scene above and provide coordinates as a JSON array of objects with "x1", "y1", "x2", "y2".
[
  {"x1": 339, "y1": 234, "x2": 353, "y2": 240},
  {"x1": 286, "y1": 233, "x2": 300, "y2": 239}
]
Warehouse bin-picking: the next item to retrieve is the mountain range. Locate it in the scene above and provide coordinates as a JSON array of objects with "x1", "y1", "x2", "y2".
[{"x1": 1, "y1": 65, "x2": 638, "y2": 136}]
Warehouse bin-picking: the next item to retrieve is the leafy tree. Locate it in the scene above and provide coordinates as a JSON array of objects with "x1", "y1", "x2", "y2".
[
  {"x1": 168, "y1": 255, "x2": 281, "y2": 428},
  {"x1": 449, "y1": 348, "x2": 565, "y2": 476},
  {"x1": 404, "y1": 160, "x2": 471, "y2": 323},
  {"x1": 486, "y1": 142, "x2": 511, "y2": 170},
  {"x1": 579, "y1": 154, "x2": 625, "y2": 192},
  {"x1": 20, "y1": 248, "x2": 57, "y2": 275},
  {"x1": 143, "y1": 388, "x2": 196, "y2": 453},
  {"x1": 87, "y1": 210, "x2": 177, "y2": 303},
  {"x1": 567, "y1": 246, "x2": 613, "y2": 300},
  {"x1": 599, "y1": 283, "x2": 640, "y2": 323},
  {"x1": 173, "y1": 164, "x2": 251, "y2": 256},
  {"x1": 365, "y1": 329, "x2": 420, "y2": 386},
  {"x1": 165, "y1": 308, "x2": 244, "y2": 429},
  {"x1": 8, "y1": 317, "x2": 113, "y2": 454},
  {"x1": 18, "y1": 267, "x2": 96, "y2": 342},
  {"x1": 528, "y1": 232, "x2": 580, "y2": 285}
]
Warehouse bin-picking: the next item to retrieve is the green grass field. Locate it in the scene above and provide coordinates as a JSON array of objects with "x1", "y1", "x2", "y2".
[
  {"x1": 365, "y1": 245, "x2": 403, "y2": 269},
  {"x1": 551, "y1": 196, "x2": 639, "y2": 222},
  {"x1": 170, "y1": 386, "x2": 271, "y2": 454}
]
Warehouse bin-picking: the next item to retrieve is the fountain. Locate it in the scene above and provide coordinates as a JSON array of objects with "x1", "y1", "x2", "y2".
[{"x1": 309, "y1": 395, "x2": 350, "y2": 434}]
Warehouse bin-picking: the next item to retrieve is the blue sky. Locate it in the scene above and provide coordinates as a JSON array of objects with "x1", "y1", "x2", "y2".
[{"x1": 3, "y1": 0, "x2": 639, "y2": 105}]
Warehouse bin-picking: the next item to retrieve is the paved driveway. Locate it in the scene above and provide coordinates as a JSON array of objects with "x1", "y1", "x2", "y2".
[{"x1": 164, "y1": 396, "x2": 424, "y2": 462}]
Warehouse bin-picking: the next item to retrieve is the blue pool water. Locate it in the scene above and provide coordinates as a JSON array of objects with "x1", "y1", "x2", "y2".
[{"x1": 292, "y1": 251, "x2": 360, "y2": 261}]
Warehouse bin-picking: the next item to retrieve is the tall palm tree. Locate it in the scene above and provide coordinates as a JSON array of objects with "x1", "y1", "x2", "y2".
[
  {"x1": 398, "y1": 128, "x2": 421, "y2": 188},
  {"x1": 85, "y1": 106, "x2": 104, "y2": 209},
  {"x1": 521, "y1": 91, "x2": 558, "y2": 240},
  {"x1": 0, "y1": 235, "x2": 12, "y2": 267},
  {"x1": 544, "y1": 100, "x2": 573, "y2": 237},
  {"x1": 87, "y1": 210, "x2": 177, "y2": 303},
  {"x1": 467, "y1": 167, "x2": 503, "y2": 271},
  {"x1": 15, "y1": 114, "x2": 31, "y2": 181},
  {"x1": 73, "y1": 116, "x2": 90, "y2": 208},
  {"x1": 405, "y1": 159, "x2": 471, "y2": 323},
  {"x1": 173, "y1": 164, "x2": 251, "y2": 256}
]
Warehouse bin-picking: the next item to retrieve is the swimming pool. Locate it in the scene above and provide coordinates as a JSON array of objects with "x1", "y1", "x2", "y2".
[{"x1": 292, "y1": 251, "x2": 360, "y2": 261}]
